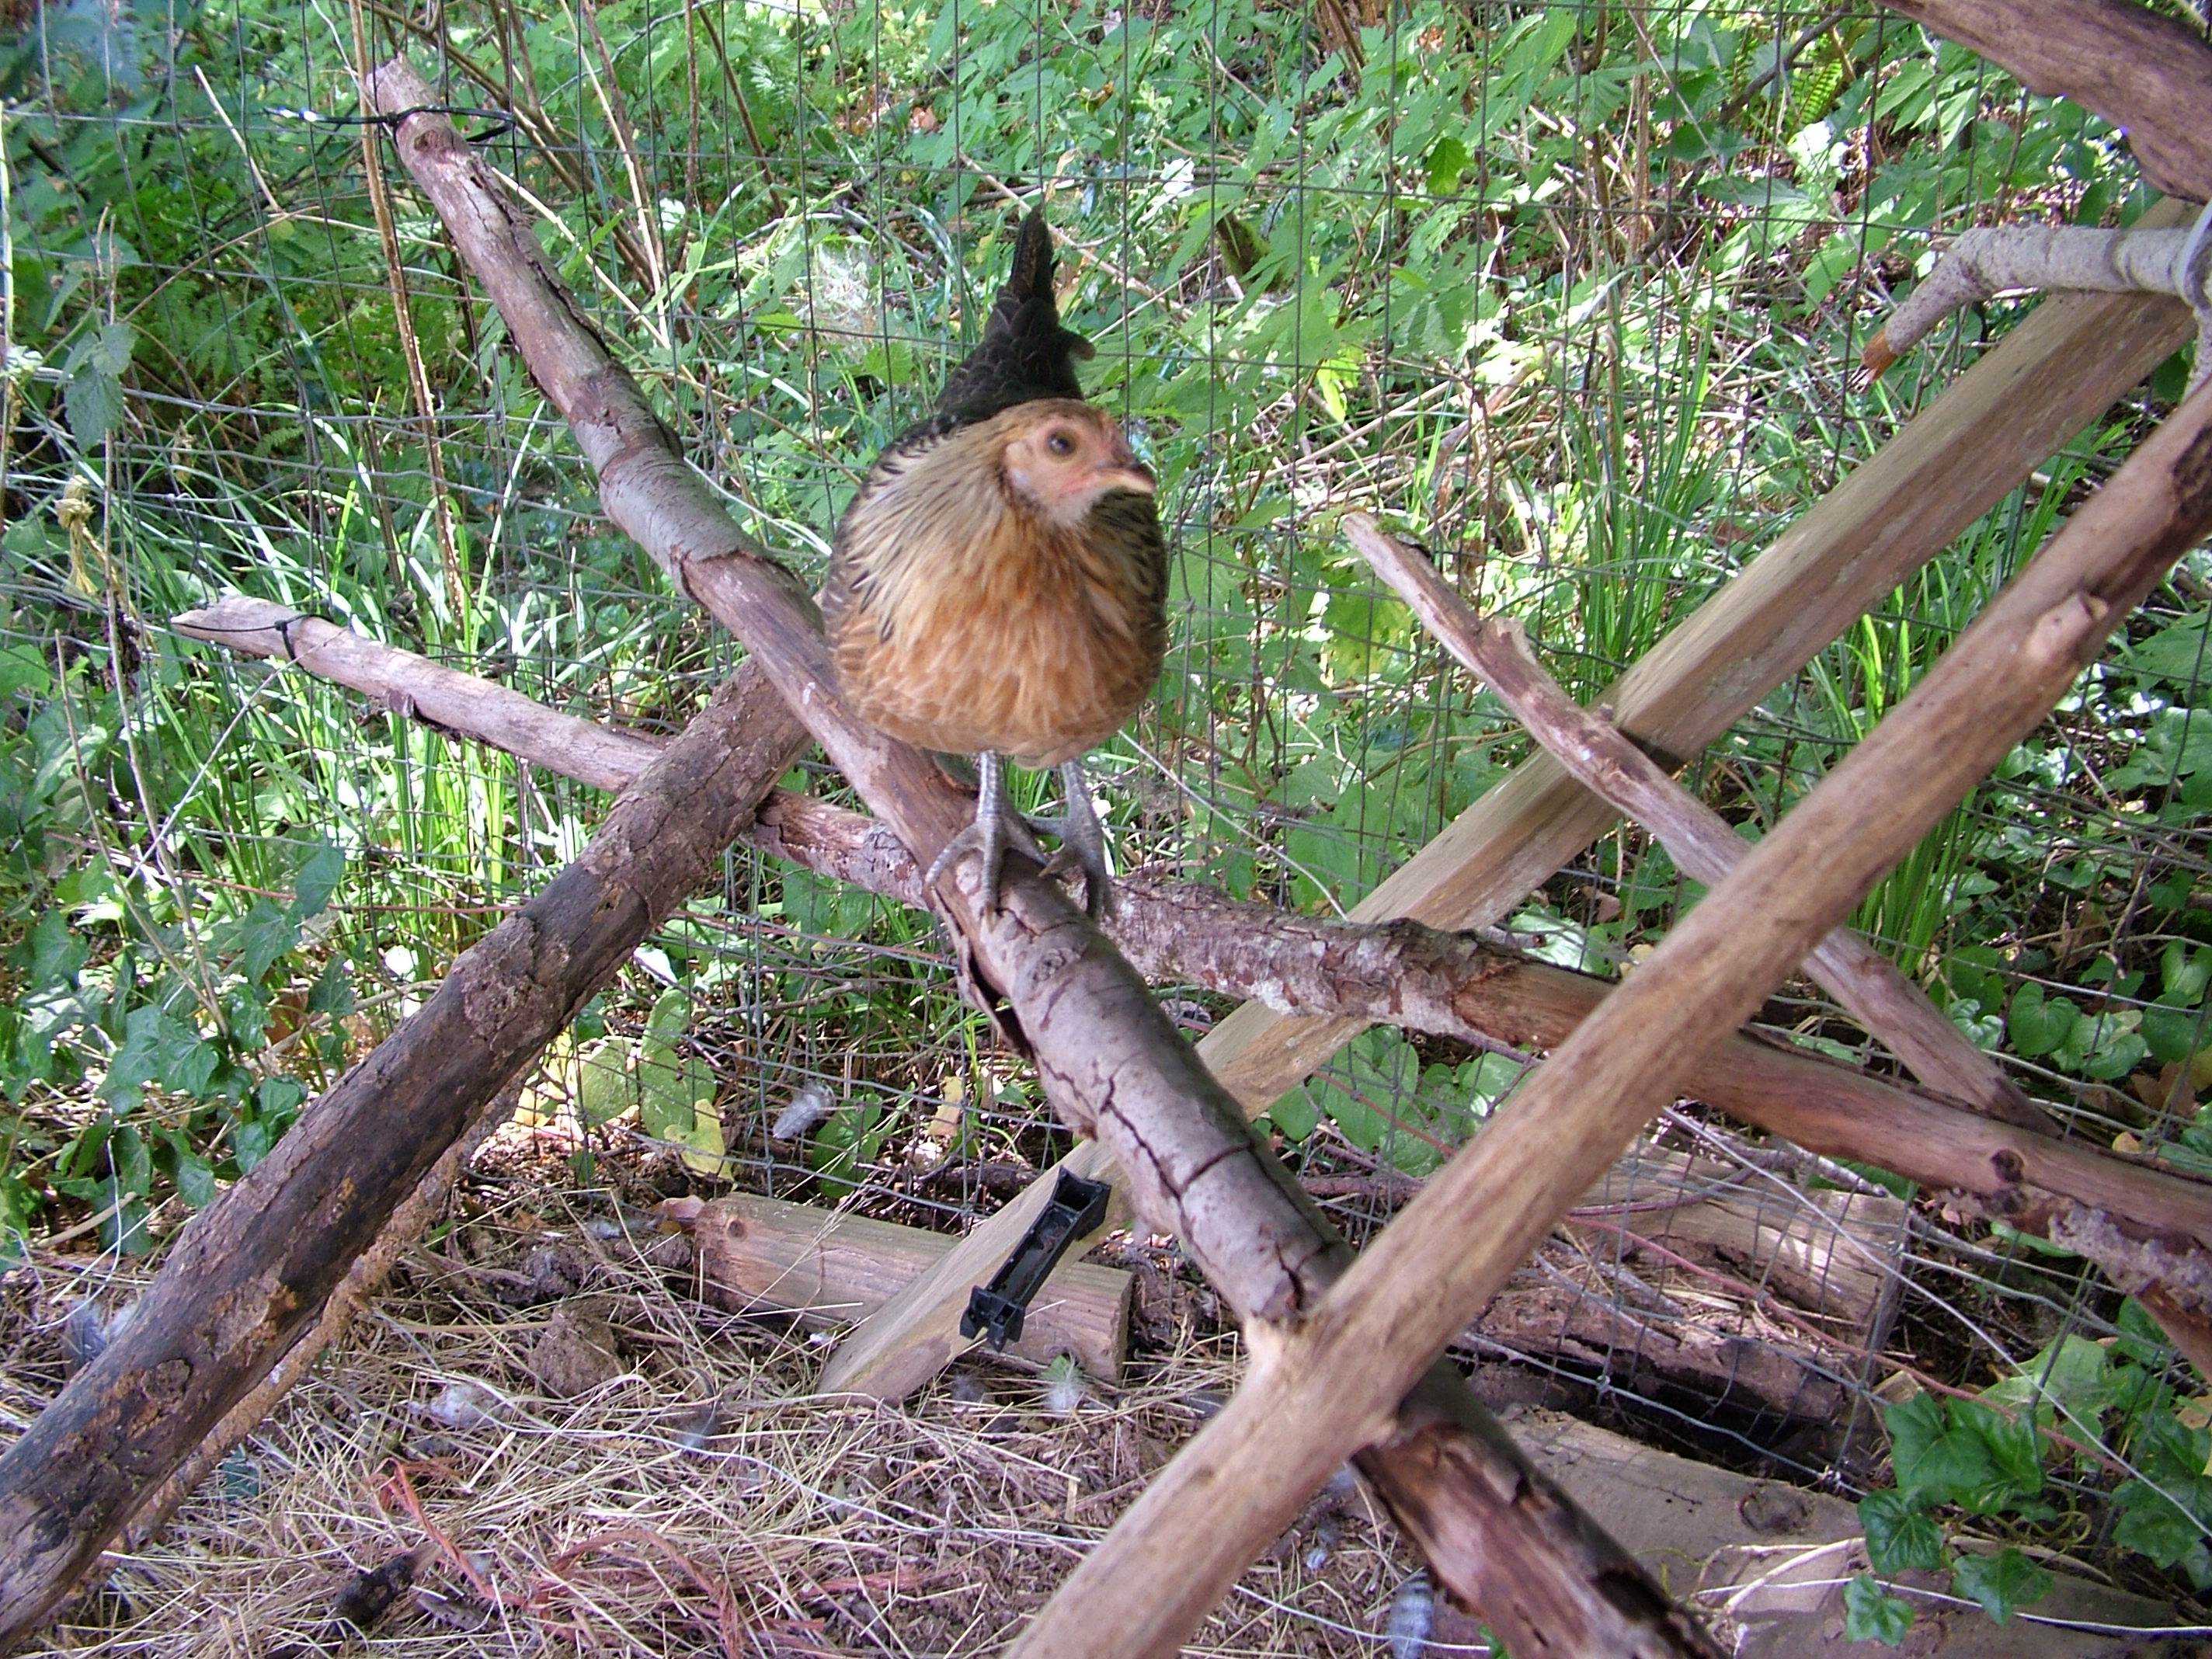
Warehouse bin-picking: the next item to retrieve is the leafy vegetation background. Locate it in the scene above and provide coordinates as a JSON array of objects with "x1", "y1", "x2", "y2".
[{"x1": 2, "y1": 0, "x2": 2211, "y2": 1637}]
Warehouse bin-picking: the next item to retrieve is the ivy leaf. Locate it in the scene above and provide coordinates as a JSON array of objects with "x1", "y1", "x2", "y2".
[
  {"x1": 234, "y1": 897, "x2": 299, "y2": 987},
  {"x1": 22, "y1": 907, "x2": 87, "y2": 992},
  {"x1": 1887, "y1": 1396, "x2": 1998, "y2": 1504},
  {"x1": 1859, "y1": 1490, "x2": 1945, "y2": 1574},
  {"x1": 1951, "y1": 1548, "x2": 2052, "y2": 1624},
  {"x1": 169, "y1": 1143, "x2": 215, "y2": 1209},
  {"x1": 103, "y1": 1004, "x2": 215, "y2": 1105},
  {"x1": 1842, "y1": 1575, "x2": 1913, "y2": 1645},
  {"x1": 1951, "y1": 1399, "x2": 2043, "y2": 1500}
]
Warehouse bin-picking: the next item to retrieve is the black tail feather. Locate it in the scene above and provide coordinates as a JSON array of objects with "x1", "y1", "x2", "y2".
[{"x1": 923, "y1": 207, "x2": 1094, "y2": 432}]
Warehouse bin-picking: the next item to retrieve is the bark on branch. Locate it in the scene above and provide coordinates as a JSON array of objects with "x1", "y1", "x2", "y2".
[
  {"x1": 1008, "y1": 373, "x2": 2212, "y2": 1659},
  {"x1": 1865, "y1": 221, "x2": 2212, "y2": 383}
]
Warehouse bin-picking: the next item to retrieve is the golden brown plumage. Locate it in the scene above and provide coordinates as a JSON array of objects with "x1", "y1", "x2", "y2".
[{"x1": 823, "y1": 211, "x2": 1167, "y2": 917}]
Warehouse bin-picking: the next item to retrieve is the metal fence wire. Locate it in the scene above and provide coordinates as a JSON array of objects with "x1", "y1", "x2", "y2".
[{"x1": 2, "y1": 0, "x2": 2210, "y2": 1636}]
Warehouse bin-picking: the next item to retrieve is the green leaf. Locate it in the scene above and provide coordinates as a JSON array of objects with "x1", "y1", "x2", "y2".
[
  {"x1": 169, "y1": 1143, "x2": 215, "y2": 1209},
  {"x1": 2144, "y1": 1004, "x2": 2209, "y2": 1066},
  {"x1": 21, "y1": 908, "x2": 87, "y2": 992},
  {"x1": 306, "y1": 956, "x2": 353, "y2": 1017},
  {"x1": 65, "y1": 365, "x2": 122, "y2": 444},
  {"x1": 289, "y1": 840, "x2": 346, "y2": 923},
  {"x1": 1951, "y1": 1548, "x2": 2052, "y2": 1624},
  {"x1": 2007, "y1": 983, "x2": 2077, "y2": 1059},
  {"x1": 2127, "y1": 612, "x2": 2212, "y2": 683},
  {"x1": 1859, "y1": 1490, "x2": 1945, "y2": 1574},
  {"x1": 2163, "y1": 941, "x2": 2212, "y2": 1007},
  {"x1": 1842, "y1": 1575, "x2": 1913, "y2": 1645},
  {"x1": 645, "y1": 987, "x2": 691, "y2": 1042},
  {"x1": 233, "y1": 897, "x2": 298, "y2": 986},
  {"x1": 1266, "y1": 1087, "x2": 1318, "y2": 1143},
  {"x1": 1984, "y1": 1333, "x2": 2113, "y2": 1427},
  {"x1": 575, "y1": 1038, "x2": 637, "y2": 1128},
  {"x1": 233, "y1": 1117, "x2": 273, "y2": 1174},
  {"x1": 1426, "y1": 134, "x2": 1471, "y2": 193},
  {"x1": 1952, "y1": 1399, "x2": 2043, "y2": 1500},
  {"x1": 0, "y1": 644, "x2": 51, "y2": 697},
  {"x1": 110, "y1": 1123, "x2": 151, "y2": 1196},
  {"x1": 103, "y1": 1004, "x2": 216, "y2": 1104},
  {"x1": 85, "y1": 321, "x2": 134, "y2": 377},
  {"x1": 1887, "y1": 1394, "x2": 1998, "y2": 1504}
]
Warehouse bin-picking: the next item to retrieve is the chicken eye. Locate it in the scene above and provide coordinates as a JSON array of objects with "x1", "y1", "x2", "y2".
[{"x1": 1045, "y1": 430, "x2": 1076, "y2": 457}]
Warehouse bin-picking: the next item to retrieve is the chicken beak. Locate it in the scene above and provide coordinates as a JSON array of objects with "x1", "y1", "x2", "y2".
[{"x1": 1093, "y1": 459, "x2": 1157, "y2": 496}]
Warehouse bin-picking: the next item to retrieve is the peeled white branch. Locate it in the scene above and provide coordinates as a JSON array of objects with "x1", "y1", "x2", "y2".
[{"x1": 1868, "y1": 221, "x2": 2212, "y2": 383}]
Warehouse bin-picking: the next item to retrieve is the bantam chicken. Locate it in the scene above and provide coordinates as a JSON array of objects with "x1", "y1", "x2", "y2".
[{"x1": 823, "y1": 207, "x2": 1167, "y2": 919}]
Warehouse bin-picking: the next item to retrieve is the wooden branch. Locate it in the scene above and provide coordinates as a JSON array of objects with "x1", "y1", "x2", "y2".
[
  {"x1": 1348, "y1": 513, "x2": 2054, "y2": 1135},
  {"x1": 1864, "y1": 222, "x2": 2212, "y2": 379},
  {"x1": 121, "y1": 1090, "x2": 519, "y2": 1548},
  {"x1": 0, "y1": 666, "x2": 812, "y2": 1645},
  {"x1": 171, "y1": 596, "x2": 668, "y2": 793},
  {"x1": 677, "y1": 1194, "x2": 1132, "y2": 1380},
  {"x1": 359, "y1": 62, "x2": 1708, "y2": 1659},
  {"x1": 842, "y1": 198, "x2": 2198, "y2": 1409},
  {"x1": 179, "y1": 601, "x2": 2212, "y2": 1336},
  {"x1": 1008, "y1": 373, "x2": 2212, "y2": 1659},
  {"x1": 1880, "y1": 0, "x2": 2212, "y2": 204}
]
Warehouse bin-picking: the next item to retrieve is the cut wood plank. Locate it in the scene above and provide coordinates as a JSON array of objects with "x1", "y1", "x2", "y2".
[
  {"x1": 687, "y1": 1193, "x2": 1130, "y2": 1382},
  {"x1": 823, "y1": 203, "x2": 2196, "y2": 1403}
]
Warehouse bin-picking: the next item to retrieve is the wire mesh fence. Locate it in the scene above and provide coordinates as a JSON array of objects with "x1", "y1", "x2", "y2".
[{"x1": 3, "y1": 0, "x2": 2210, "y2": 1643}]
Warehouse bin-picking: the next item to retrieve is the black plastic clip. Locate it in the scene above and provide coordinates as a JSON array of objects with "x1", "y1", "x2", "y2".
[{"x1": 960, "y1": 1171, "x2": 1111, "y2": 1349}]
